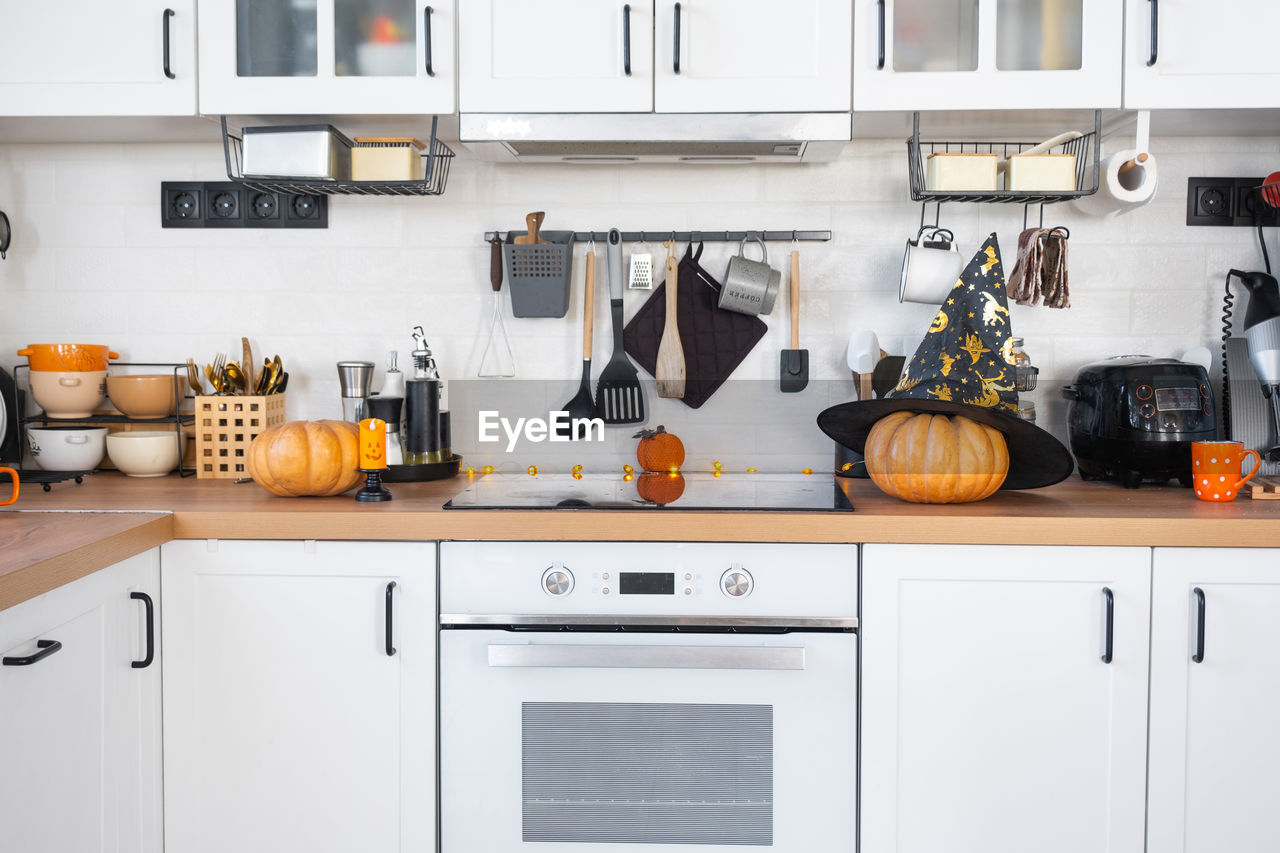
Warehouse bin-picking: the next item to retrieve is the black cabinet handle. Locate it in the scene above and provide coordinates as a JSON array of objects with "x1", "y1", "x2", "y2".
[
  {"x1": 672, "y1": 3, "x2": 681, "y2": 75},
  {"x1": 424, "y1": 6, "x2": 436, "y2": 77},
  {"x1": 622, "y1": 4, "x2": 632, "y2": 76},
  {"x1": 1192, "y1": 586, "x2": 1206, "y2": 663},
  {"x1": 385, "y1": 581, "x2": 397, "y2": 657},
  {"x1": 1101, "y1": 587, "x2": 1114, "y2": 664},
  {"x1": 131, "y1": 591, "x2": 155, "y2": 669},
  {"x1": 1146, "y1": 0, "x2": 1158, "y2": 67},
  {"x1": 162, "y1": 8, "x2": 176, "y2": 79},
  {"x1": 3, "y1": 639, "x2": 62, "y2": 666},
  {"x1": 876, "y1": 0, "x2": 886, "y2": 70}
]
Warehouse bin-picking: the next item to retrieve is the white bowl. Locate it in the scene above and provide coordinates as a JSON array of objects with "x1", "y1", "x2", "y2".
[
  {"x1": 106, "y1": 431, "x2": 182, "y2": 478},
  {"x1": 27, "y1": 426, "x2": 107, "y2": 471},
  {"x1": 29, "y1": 369, "x2": 107, "y2": 419}
]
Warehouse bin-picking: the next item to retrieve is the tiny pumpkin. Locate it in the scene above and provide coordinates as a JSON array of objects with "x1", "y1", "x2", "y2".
[
  {"x1": 634, "y1": 425, "x2": 685, "y2": 472},
  {"x1": 636, "y1": 471, "x2": 686, "y2": 505},
  {"x1": 247, "y1": 419, "x2": 363, "y2": 497},
  {"x1": 863, "y1": 411, "x2": 1009, "y2": 504}
]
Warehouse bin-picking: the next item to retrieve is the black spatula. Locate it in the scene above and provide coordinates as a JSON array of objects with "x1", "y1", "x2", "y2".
[
  {"x1": 556, "y1": 246, "x2": 597, "y2": 438},
  {"x1": 595, "y1": 229, "x2": 647, "y2": 426}
]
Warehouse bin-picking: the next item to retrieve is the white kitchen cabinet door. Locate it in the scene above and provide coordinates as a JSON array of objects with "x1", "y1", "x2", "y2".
[
  {"x1": 1148, "y1": 548, "x2": 1280, "y2": 853},
  {"x1": 161, "y1": 540, "x2": 435, "y2": 853},
  {"x1": 853, "y1": 0, "x2": 1122, "y2": 110},
  {"x1": 860, "y1": 544, "x2": 1150, "y2": 853},
  {"x1": 0, "y1": 550, "x2": 163, "y2": 853},
  {"x1": 1124, "y1": 0, "x2": 1280, "y2": 108},
  {"x1": 0, "y1": 1, "x2": 196, "y2": 116},
  {"x1": 199, "y1": 0, "x2": 455, "y2": 115},
  {"x1": 653, "y1": 0, "x2": 852, "y2": 112},
  {"x1": 459, "y1": 0, "x2": 654, "y2": 112}
]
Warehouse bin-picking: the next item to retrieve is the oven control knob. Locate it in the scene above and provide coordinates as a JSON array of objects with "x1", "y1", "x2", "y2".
[
  {"x1": 721, "y1": 568, "x2": 754, "y2": 598},
  {"x1": 541, "y1": 566, "x2": 574, "y2": 596}
]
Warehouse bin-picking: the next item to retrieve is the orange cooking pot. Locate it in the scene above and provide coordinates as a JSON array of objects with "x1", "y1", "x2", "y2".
[{"x1": 18, "y1": 343, "x2": 119, "y2": 372}]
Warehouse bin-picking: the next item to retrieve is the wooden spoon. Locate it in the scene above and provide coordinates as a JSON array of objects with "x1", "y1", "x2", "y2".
[{"x1": 655, "y1": 240, "x2": 685, "y2": 399}]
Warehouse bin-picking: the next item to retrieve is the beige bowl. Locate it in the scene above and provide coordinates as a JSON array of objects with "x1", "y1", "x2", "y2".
[
  {"x1": 29, "y1": 370, "x2": 107, "y2": 419},
  {"x1": 106, "y1": 374, "x2": 180, "y2": 419},
  {"x1": 106, "y1": 431, "x2": 182, "y2": 477}
]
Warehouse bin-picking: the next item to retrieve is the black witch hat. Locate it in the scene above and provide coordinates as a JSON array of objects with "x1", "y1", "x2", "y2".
[{"x1": 818, "y1": 233, "x2": 1073, "y2": 490}]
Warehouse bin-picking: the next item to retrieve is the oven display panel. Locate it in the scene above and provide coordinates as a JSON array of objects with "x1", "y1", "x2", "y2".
[
  {"x1": 1155, "y1": 386, "x2": 1199, "y2": 412},
  {"x1": 619, "y1": 572, "x2": 675, "y2": 595}
]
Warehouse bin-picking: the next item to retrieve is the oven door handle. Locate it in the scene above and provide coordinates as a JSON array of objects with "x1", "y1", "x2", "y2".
[{"x1": 487, "y1": 643, "x2": 805, "y2": 671}]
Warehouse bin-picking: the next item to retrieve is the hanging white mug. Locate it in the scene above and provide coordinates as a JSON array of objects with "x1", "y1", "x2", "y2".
[{"x1": 899, "y1": 227, "x2": 963, "y2": 305}]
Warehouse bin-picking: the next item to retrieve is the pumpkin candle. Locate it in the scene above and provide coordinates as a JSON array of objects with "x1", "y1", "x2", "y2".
[{"x1": 359, "y1": 418, "x2": 388, "y2": 470}]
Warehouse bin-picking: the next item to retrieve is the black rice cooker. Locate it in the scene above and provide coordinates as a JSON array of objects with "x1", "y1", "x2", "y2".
[{"x1": 1062, "y1": 356, "x2": 1216, "y2": 488}]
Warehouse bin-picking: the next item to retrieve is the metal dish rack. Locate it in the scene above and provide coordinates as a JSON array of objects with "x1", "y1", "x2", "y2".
[
  {"x1": 907, "y1": 110, "x2": 1102, "y2": 205},
  {"x1": 13, "y1": 362, "x2": 196, "y2": 478},
  {"x1": 220, "y1": 115, "x2": 454, "y2": 197}
]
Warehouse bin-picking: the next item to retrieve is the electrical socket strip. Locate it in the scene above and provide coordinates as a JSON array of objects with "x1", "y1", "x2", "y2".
[
  {"x1": 1186, "y1": 176, "x2": 1279, "y2": 228},
  {"x1": 161, "y1": 181, "x2": 328, "y2": 229}
]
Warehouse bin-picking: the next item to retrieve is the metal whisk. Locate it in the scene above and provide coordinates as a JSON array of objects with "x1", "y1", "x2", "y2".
[{"x1": 479, "y1": 235, "x2": 516, "y2": 377}]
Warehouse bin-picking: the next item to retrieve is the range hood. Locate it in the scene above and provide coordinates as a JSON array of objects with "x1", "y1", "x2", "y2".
[{"x1": 458, "y1": 112, "x2": 851, "y2": 164}]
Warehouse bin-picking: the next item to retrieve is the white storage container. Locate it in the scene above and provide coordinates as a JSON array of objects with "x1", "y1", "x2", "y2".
[{"x1": 925, "y1": 153, "x2": 997, "y2": 192}]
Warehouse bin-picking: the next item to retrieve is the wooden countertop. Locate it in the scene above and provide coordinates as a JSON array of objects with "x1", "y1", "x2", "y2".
[{"x1": 3, "y1": 471, "x2": 1278, "y2": 611}]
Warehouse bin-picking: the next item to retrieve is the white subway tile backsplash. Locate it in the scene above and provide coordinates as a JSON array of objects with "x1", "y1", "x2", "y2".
[{"x1": 2, "y1": 134, "x2": 1278, "y2": 469}]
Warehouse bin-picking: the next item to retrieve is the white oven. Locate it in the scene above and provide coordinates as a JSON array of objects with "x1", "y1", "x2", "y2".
[{"x1": 439, "y1": 542, "x2": 858, "y2": 852}]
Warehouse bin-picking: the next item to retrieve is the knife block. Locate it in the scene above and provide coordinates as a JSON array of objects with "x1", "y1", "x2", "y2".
[{"x1": 193, "y1": 395, "x2": 286, "y2": 479}]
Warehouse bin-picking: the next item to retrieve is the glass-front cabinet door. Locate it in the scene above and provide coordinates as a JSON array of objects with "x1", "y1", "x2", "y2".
[
  {"x1": 853, "y1": 0, "x2": 1120, "y2": 110},
  {"x1": 199, "y1": 0, "x2": 455, "y2": 115}
]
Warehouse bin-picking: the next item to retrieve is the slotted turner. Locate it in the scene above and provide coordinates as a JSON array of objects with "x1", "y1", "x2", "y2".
[{"x1": 595, "y1": 228, "x2": 647, "y2": 425}]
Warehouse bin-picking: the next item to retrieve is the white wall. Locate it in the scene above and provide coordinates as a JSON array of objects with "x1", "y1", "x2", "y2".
[{"x1": 1, "y1": 135, "x2": 1276, "y2": 473}]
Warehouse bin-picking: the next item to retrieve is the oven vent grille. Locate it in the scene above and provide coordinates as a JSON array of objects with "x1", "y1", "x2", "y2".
[{"x1": 522, "y1": 701, "x2": 774, "y2": 846}]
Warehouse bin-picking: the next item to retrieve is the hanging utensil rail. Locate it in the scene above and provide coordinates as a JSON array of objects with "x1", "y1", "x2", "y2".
[{"x1": 483, "y1": 229, "x2": 832, "y2": 244}]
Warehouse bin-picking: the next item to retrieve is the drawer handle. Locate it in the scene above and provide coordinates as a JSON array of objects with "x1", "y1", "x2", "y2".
[
  {"x1": 1146, "y1": 0, "x2": 1158, "y2": 67},
  {"x1": 385, "y1": 581, "x2": 397, "y2": 657},
  {"x1": 163, "y1": 8, "x2": 176, "y2": 80},
  {"x1": 489, "y1": 644, "x2": 805, "y2": 671},
  {"x1": 672, "y1": 2, "x2": 681, "y2": 75},
  {"x1": 424, "y1": 6, "x2": 436, "y2": 77},
  {"x1": 1192, "y1": 586, "x2": 1205, "y2": 663},
  {"x1": 623, "y1": 4, "x2": 632, "y2": 76},
  {"x1": 1101, "y1": 587, "x2": 1114, "y2": 664},
  {"x1": 3, "y1": 639, "x2": 62, "y2": 667},
  {"x1": 877, "y1": 0, "x2": 886, "y2": 70},
  {"x1": 131, "y1": 591, "x2": 155, "y2": 669}
]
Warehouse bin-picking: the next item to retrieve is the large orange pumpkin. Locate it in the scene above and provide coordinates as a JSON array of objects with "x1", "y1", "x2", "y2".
[
  {"x1": 863, "y1": 411, "x2": 1009, "y2": 503},
  {"x1": 247, "y1": 420, "x2": 363, "y2": 497},
  {"x1": 636, "y1": 472, "x2": 686, "y2": 505},
  {"x1": 634, "y1": 425, "x2": 685, "y2": 472}
]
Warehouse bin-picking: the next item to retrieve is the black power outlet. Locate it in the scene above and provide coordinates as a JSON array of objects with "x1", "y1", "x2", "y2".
[
  {"x1": 1187, "y1": 176, "x2": 1278, "y2": 227},
  {"x1": 161, "y1": 182, "x2": 328, "y2": 229},
  {"x1": 162, "y1": 183, "x2": 203, "y2": 228}
]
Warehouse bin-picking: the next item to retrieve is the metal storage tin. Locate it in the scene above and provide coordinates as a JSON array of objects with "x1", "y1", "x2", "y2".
[{"x1": 241, "y1": 124, "x2": 354, "y2": 180}]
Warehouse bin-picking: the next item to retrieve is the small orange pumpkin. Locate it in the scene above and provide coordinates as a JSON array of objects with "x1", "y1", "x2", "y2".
[
  {"x1": 636, "y1": 472, "x2": 685, "y2": 505},
  {"x1": 864, "y1": 411, "x2": 1009, "y2": 504},
  {"x1": 634, "y1": 425, "x2": 685, "y2": 472},
  {"x1": 247, "y1": 420, "x2": 363, "y2": 497}
]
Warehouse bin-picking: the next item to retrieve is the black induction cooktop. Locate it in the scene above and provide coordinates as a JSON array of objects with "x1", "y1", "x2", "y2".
[{"x1": 444, "y1": 473, "x2": 853, "y2": 511}]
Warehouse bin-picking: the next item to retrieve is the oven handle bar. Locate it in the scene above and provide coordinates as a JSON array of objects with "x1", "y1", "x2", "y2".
[
  {"x1": 441, "y1": 613, "x2": 857, "y2": 630},
  {"x1": 488, "y1": 643, "x2": 805, "y2": 671}
]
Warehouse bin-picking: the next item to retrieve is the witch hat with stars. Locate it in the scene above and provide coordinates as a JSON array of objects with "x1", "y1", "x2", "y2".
[{"x1": 818, "y1": 233, "x2": 1073, "y2": 490}]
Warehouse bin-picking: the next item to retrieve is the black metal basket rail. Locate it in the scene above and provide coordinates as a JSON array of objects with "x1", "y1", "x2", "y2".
[
  {"x1": 907, "y1": 110, "x2": 1102, "y2": 205},
  {"x1": 14, "y1": 363, "x2": 197, "y2": 478},
  {"x1": 220, "y1": 115, "x2": 454, "y2": 197}
]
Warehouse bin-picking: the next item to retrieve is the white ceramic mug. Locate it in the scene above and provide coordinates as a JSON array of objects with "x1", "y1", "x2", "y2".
[{"x1": 900, "y1": 227, "x2": 963, "y2": 305}]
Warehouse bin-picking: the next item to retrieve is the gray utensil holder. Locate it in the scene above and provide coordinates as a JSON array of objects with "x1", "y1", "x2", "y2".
[{"x1": 504, "y1": 231, "x2": 575, "y2": 318}]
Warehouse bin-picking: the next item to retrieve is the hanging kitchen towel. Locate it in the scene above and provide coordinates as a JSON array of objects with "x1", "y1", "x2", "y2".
[
  {"x1": 1007, "y1": 227, "x2": 1070, "y2": 309},
  {"x1": 624, "y1": 243, "x2": 767, "y2": 409}
]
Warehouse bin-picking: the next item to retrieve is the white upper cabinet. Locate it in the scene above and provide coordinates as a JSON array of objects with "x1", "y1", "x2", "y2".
[
  {"x1": 199, "y1": 0, "x2": 456, "y2": 115},
  {"x1": 0, "y1": 1, "x2": 196, "y2": 116},
  {"x1": 853, "y1": 0, "x2": 1122, "y2": 110},
  {"x1": 1124, "y1": 0, "x2": 1280, "y2": 109},
  {"x1": 459, "y1": 0, "x2": 852, "y2": 113}
]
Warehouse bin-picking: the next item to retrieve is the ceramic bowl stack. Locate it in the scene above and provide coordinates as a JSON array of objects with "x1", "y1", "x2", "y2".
[{"x1": 18, "y1": 343, "x2": 117, "y2": 419}]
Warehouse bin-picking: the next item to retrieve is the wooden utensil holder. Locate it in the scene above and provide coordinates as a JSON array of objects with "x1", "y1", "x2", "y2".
[{"x1": 194, "y1": 395, "x2": 286, "y2": 479}]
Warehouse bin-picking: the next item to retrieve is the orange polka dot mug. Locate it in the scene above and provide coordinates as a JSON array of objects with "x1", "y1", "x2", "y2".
[{"x1": 1191, "y1": 440, "x2": 1261, "y2": 502}]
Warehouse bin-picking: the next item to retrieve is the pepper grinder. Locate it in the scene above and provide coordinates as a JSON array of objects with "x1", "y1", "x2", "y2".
[{"x1": 337, "y1": 360, "x2": 374, "y2": 423}]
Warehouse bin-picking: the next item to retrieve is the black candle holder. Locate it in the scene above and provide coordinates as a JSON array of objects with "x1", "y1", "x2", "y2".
[{"x1": 356, "y1": 468, "x2": 392, "y2": 502}]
